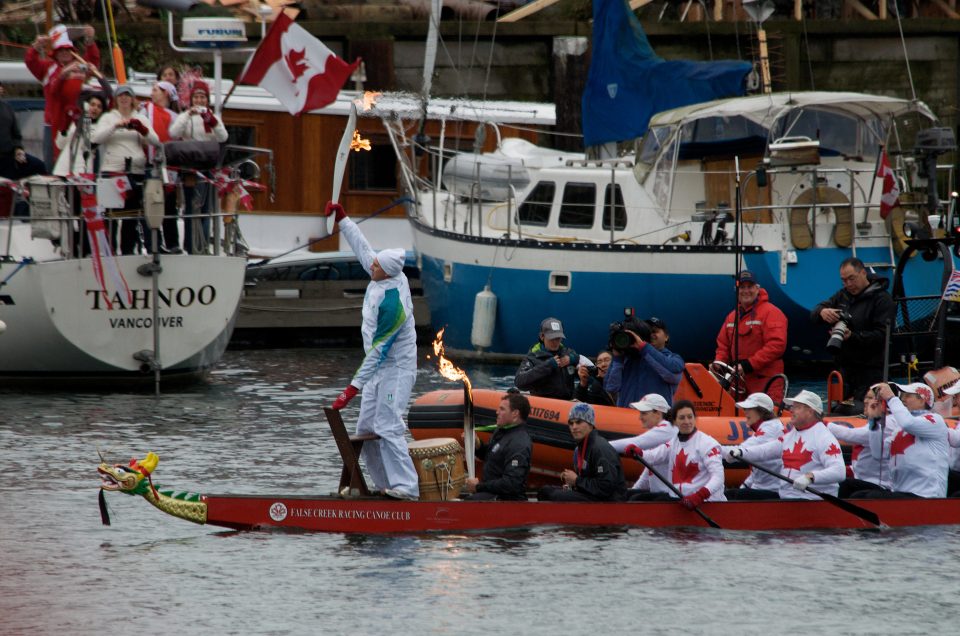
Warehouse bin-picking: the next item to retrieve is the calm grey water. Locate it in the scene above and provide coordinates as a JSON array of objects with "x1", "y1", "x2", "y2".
[{"x1": 2, "y1": 348, "x2": 959, "y2": 635}]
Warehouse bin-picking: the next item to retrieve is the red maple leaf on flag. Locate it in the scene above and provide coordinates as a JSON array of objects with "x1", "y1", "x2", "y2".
[
  {"x1": 825, "y1": 443, "x2": 841, "y2": 456},
  {"x1": 671, "y1": 448, "x2": 700, "y2": 485},
  {"x1": 889, "y1": 431, "x2": 916, "y2": 457},
  {"x1": 781, "y1": 439, "x2": 814, "y2": 470},
  {"x1": 285, "y1": 47, "x2": 309, "y2": 81}
]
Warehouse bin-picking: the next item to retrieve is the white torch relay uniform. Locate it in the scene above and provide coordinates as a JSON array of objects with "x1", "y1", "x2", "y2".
[
  {"x1": 741, "y1": 422, "x2": 845, "y2": 500},
  {"x1": 340, "y1": 217, "x2": 419, "y2": 497},
  {"x1": 828, "y1": 419, "x2": 895, "y2": 489},
  {"x1": 727, "y1": 418, "x2": 786, "y2": 492},
  {"x1": 870, "y1": 397, "x2": 948, "y2": 498},
  {"x1": 641, "y1": 430, "x2": 727, "y2": 501},
  {"x1": 611, "y1": 422, "x2": 676, "y2": 494}
]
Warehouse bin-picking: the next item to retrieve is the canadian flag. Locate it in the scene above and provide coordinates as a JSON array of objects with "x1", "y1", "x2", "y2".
[
  {"x1": 237, "y1": 12, "x2": 360, "y2": 115},
  {"x1": 877, "y1": 149, "x2": 901, "y2": 220}
]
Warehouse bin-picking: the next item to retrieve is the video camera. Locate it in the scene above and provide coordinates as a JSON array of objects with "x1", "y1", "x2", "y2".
[{"x1": 608, "y1": 307, "x2": 651, "y2": 353}]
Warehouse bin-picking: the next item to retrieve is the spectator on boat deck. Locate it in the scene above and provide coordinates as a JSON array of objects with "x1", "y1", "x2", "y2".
[
  {"x1": 156, "y1": 64, "x2": 181, "y2": 102},
  {"x1": 0, "y1": 81, "x2": 46, "y2": 195},
  {"x1": 829, "y1": 388, "x2": 895, "y2": 498},
  {"x1": 538, "y1": 403, "x2": 626, "y2": 502},
  {"x1": 724, "y1": 392, "x2": 786, "y2": 500},
  {"x1": 170, "y1": 80, "x2": 228, "y2": 254},
  {"x1": 812, "y1": 258, "x2": 896, "y2": 412},
  {"x1": 604, "y1": 316, "x2": 684, "y2": 407},
  {"x1": 616, "y1": 393, "x2": 674, "y2": 497},
  {"x1": 91, "y1": 85, "x2": 161, "y2": 255},
  {"x1": 515, "y1": 317, "x2": 579, "y2": 400},
  {"x1": 576, "y1": 350, "x2": 615, "y2": 406},
  {"x1": 852, "y1": 382, "x2": 948, "y2": 499},
  {"x1": 727, "y1": 390, "x2": 845, "y2": 499},
  {"x1": 141, "y1": 81, "x2": 180, "y2": 252},
  {"x1": 712, "y1": 270, "x2": 788, "y2": 404},
  {"x1": 626, "y1": 400, "x2": 726, "y2": 507},
  {"x1": 462, "y1": 391, "x2": 532, "y2": 501},
  {"x1": 326, "y1": 200, "x2": 420, "y2": 501},
  {"x1": 25, "y1": 24, "x2": 101, "y2": 168}
]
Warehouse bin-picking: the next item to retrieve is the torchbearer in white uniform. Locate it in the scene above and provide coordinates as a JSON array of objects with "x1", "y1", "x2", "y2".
[{"x1": 326, "y1": 201, "x2": 420, "y2": 500}]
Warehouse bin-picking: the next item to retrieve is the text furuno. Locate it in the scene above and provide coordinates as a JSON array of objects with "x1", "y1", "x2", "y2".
[{"x1": 86, "y1": 285, "x2": 217, "y2": 310}]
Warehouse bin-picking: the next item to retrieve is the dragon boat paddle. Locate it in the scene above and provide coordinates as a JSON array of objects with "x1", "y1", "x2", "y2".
[
  {"x1": 737, "y1": 457, "x2": 884, "y2": 528},
  {"x1": 629, "y1": 451, "x2": 721, "y2": 529}
]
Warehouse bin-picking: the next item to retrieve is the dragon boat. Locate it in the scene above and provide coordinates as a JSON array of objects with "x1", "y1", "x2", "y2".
[{"x1": 97, "y1": 451, "x2": 960, "y2": 533}]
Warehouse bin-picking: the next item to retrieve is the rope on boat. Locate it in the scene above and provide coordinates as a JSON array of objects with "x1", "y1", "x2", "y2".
[{"x1": 0, "y1": 257, "x2": 34, "y2": 288}]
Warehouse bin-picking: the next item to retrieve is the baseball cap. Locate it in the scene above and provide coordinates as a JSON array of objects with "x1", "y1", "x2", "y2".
[
  {"x1": 891, "y1": 382, "x2": 935, "y2": 408},
  {"x1": 115, "y1": 85, "x2": 135, "y2": 98},
  {"x1": 646, "y1": 316, "x2": 668, "y2": 333},
  {"x1": 735, "y1": 392, "x2": 775, "y2": 412},
  {"x1": 540, "y1": 317, "x2": 564, "y2": 340},
  {"x1": 737, "y1": 270, "x2": 758, "y2": 285},
  {"x1": 943, "y1": 382, "x2": 960, "y2": 396},
  {"x1": 784, "y1": 389, "x2": 823, "y2": 415},
  {"x1": 568, "y1": 402, "x2": 595, "y2": 426},
  {"x1": 629, "y1": 393, "x2": 670, "y2": 413}
]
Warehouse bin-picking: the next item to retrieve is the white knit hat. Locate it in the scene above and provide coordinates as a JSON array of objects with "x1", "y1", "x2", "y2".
[
  {"x1": 376, "y1": 248, "x2": 405, "y2": 277},
  {"x1": 50, "y1": 25, "x2": 74, "y2": 51}
]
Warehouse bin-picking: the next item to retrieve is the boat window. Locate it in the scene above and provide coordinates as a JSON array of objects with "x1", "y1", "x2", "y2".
[
  {"x1": 772, "y1": 109, "x2": 860, "y2": 158},
  {"x1": 638, "y1": 125, "x2": 673, "y2": 165},
  {"x1": 677, "y1": 116, "x2": 768, "y2": 159},
  {"x1": 602, "y1": 184, "x2": 627, "y2": 230},
  {"x1": 518, "y1": 181, "x2": 555, "y2": 226},
  {"x1": 349, "y1": 142, "x2": 397, "y2": 191},
  {"x1": 559, "y1": 183, "x2": 596, "y2": 228}
]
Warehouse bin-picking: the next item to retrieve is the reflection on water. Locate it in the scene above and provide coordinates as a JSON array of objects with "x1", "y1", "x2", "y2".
[{"x1": 1, "y1": 348, "x2": 959, "y2": 634}]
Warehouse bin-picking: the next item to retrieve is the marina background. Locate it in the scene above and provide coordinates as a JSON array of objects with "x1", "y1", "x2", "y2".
[{"x1": 3, "y1": 346, "x2": 959, "y2": 634}]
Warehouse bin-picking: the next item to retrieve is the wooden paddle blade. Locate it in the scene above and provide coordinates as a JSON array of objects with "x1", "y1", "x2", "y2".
[{"x1": 112, "y1": 45, "x2": 126, "y2": 84}]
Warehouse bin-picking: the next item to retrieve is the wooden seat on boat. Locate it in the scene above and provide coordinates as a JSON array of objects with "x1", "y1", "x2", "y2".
[{"x1": 323, "y1": 407, "x2": 381, "y2": 497}]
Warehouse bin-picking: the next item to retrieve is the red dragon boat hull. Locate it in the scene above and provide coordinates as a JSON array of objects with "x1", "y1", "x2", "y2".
[{"x1": 201, "y1": 495, "x2": 960, "y2": 533}]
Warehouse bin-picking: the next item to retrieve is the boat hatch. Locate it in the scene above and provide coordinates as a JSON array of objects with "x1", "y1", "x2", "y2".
[{"x1": 548, "y1": 272, "x2": 571, "y2": 292}]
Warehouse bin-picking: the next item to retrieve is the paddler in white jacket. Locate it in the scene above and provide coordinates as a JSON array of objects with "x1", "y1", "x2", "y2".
[{"x1": 326, "y1": 201, "x2": 420, "y2": 500}]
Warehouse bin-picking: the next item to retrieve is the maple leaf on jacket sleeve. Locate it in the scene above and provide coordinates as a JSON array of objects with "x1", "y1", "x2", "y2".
[{"x1": 825, "y1": 443, "x2": 841, "y2": 456}]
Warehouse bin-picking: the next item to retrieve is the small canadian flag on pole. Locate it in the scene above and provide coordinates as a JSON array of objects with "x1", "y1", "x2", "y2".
[
  {"x1": 237, "y1": 12, "x2": 360, "y2": 115},
  {"x1": 877, "y1": 149, "x2": 901, "y2": 220}
]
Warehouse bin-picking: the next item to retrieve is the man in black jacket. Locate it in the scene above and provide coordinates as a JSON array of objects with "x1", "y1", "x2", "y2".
[
  {"x1": 812, "y1": 257, "x2": 896, "y2": 405},
  {"x1": 0, "y1": 82, "x2": 46, "y2": 184},
  {"x1": 515, "y1": 317, "x2": 579, "y2": 400},
  {"x1": 462, "y1": 391, "x2": 532, "y2": 501},
  {"x1": 537, "y1": 402, "x2": 626, "y2": 502}
]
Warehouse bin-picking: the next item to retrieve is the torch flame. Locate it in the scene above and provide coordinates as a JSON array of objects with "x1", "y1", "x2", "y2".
[
  {"x1": 356, "y1": 91, "x2": 381, "y2": 112},
  {"x1": 350, "y1": 130, "x2": 371, "y2": 152},
  {"x1": 433, "y1": 327, "x2": 472, "y2": 393}
]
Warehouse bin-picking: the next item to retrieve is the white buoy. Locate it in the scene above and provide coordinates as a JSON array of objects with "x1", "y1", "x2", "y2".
[{"x1": 470, "y1": 285, "x2": 497, "y2": 350}]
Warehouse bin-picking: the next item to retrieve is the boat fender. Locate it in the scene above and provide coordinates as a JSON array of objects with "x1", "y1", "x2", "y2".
[{"x1": 470, "y1": 285, "x2": 497, "y2": 350}]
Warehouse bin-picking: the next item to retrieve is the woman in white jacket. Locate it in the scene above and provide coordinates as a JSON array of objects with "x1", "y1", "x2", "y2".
[
  {"x1": 90, "y1": 84, "x2": 160, "y2": 254},
  {"x1": 169, "y1": 80, "x2": 227, "y2": 253}
]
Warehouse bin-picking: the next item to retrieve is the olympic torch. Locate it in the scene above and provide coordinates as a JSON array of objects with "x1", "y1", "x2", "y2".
[{"x1": 432, "y1": 328, "x2": 475, "y2": 478}]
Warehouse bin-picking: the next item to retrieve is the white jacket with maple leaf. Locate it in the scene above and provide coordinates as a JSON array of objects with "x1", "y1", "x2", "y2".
[
  {"x1": 728, "y1": 418, "x2": 786, "y2": 492},
  {"x1": 828, "y1": 418, "x2": 895, "y2": 489},
  {"x1": 869, "y1": 398, "x2": 948, "y2": 498},
  {"x1": 610, "y1": 421, "x2": 677, "y2": 494},
  {"x1": 742, "y1": 421, "x2": 845, "y2": 500},
  {"x1": 642, "y1": 430, "x2": 727, "y2": 501}
]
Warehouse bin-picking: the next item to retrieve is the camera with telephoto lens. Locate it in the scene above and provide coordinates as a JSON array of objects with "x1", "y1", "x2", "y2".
[
  {"x1": 826, "y1": 311, "x2": 854, "y2": 352},
  {"x1": 608, "y1": 307, "x2": 651, "y2": 353}
]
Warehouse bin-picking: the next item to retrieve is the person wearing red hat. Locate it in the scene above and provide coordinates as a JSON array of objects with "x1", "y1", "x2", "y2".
[
  {"x1": 25, "y1": 25, "x2": 101, "y2": 168},
  {"x1": 712, "y1": 270, "x2": 788, "y2": 404},
  {"x1": 170, "y1": 79, "x2": 228, "y2": 254}
]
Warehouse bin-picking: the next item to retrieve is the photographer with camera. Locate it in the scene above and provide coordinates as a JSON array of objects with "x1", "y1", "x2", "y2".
[
  {"x1": 603, "y1": 312, "x2": 684, "y2": 408},
  {"x1": 575, "y1": 350, "x2": 614, "y2": 406},
  {"x1": 812, "y1": 258, "x2": 896, "y2": 409},
  {"x1": 514, "y1": 317, "x2": 580, "y2": 400},
  {"x1": 712, "y1": 271, "x2": 787, "y2": 404}
]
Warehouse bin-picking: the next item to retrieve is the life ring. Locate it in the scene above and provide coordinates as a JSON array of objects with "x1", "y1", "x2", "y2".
[{"x1": 789, "y1": 186, "x2": 853, "y2": 250}]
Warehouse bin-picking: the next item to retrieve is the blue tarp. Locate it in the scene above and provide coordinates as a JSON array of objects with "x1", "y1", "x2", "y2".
[{"x1": 581, "y1": 0, "x2": 753, "y2": 147}]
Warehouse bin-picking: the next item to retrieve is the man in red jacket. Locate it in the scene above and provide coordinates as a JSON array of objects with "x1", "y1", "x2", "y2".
[{"x1": 712, "y1": 270, "x2": 788, "y2": 403}]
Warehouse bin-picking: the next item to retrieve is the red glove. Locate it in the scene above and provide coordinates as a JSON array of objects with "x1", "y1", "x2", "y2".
[
  {"x1": 332, "y1": 385, "x2": 359, "y2": 410},
  {"x1": 681, "y1": 487, "x2": 710, "y2": 510},
  {"x1": 623, "y1": 444, "x2": 643, "y2": 459},
  {"x1": 128, "y1": 119, "x2": 148, "y2": 136},
  {"x1": 324, "y1": 201, "x2": 347, "y2": 222},
  {"x1": 200, "y1": 109, "x2": 217, "y2": 132}
]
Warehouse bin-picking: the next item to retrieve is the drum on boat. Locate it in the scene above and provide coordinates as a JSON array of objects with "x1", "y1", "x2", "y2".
[{"x1": 407, "y1": 437, "x2": 466, "y2": 501}]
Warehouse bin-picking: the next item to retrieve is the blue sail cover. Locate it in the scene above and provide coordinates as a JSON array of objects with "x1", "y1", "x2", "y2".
[{"x1": 581, "y1": 0, "x2": 754, "y2": 147}]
